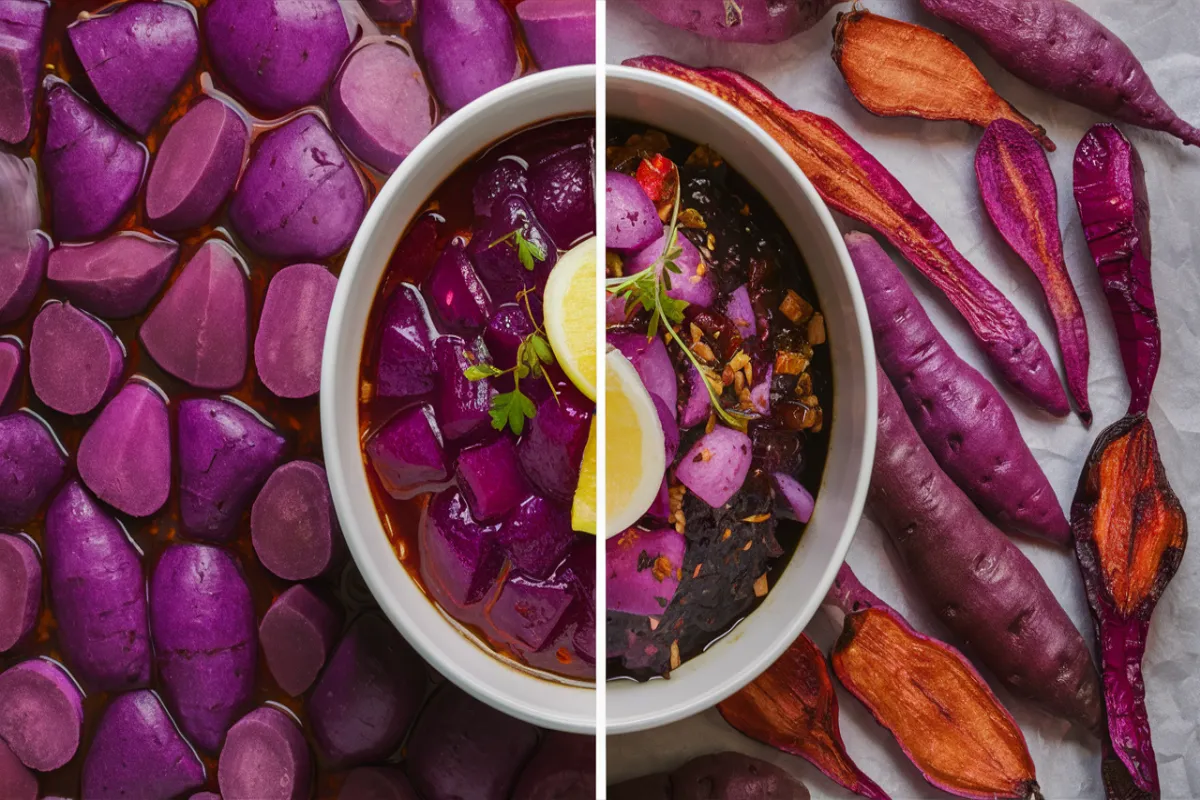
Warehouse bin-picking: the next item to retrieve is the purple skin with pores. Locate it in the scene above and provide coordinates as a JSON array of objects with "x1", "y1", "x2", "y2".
[
  {"x1": 0, "y1": 411, "x2": 67, "y2": 527},
  {"x1": 418, "y1": 0, "x2": 519, "y2": 112}
]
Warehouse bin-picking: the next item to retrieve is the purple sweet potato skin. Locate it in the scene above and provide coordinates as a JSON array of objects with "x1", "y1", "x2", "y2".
[
  {"x1": 846, "y1": 232, "x2": 1070, "y2": 546},
  {"x1": 0, "y1": 231, "x2": 48, "y2": 325},
  {"x1": 870, "y1": 364, "x2": 1101, "y2": 729},
  {"x1": 629, "y1": 0, "x2": 840, "y2": 43},
  {"x1": 361, "y1": 0, "x2": 414, "y2": 23},
  {"x1": 670, "y1": 752, "x2": 810, "y2": 800},
  {"x1": 418, "y1": 0, "x2": 519, "y2": 112},
  {"x1": 0, "y1": 0, "x2": 48, "y2": 145},
  {"x1": 921, "y1": 0, "x2": 1200, "y2": 147},
  {"x1": 515, "y1": 0, "x2": 595, "y2": 70},
  {"x1": 78, "y1": 381, "x2": 172, "y2": 518},
  {"x1": 0, "y1": 411, "x2": 66, "y2": 526},
  {"x1": 340, "y1": 767, "x2": 419, "y2": 800},
  {"x1": 255, "y1": 263, "x2": 337, "y2": 399},
  {"x1": 0, "y1": 533, "x2": 40, "y2": 653},
  {"x1": 511, "y1": 731, "x2": 595, "y2": 800},
  {"x1": 47, "y1": 232, "x2": 179, "y2": 319}
]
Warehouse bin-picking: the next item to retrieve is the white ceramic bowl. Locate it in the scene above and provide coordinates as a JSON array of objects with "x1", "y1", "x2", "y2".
[
  {"x1": 322, "y1": 66, "x2": 597, "y2": 734},
  {"x1": 606, "y1": 66, "x2": 877, "y2": 734}
]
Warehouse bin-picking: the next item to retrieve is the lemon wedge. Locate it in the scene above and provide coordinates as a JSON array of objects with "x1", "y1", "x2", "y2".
[
  {"x1": 572, "y1": 416, "x2": 598, "y2": 534},
  {"x1": 543, "y1": 237, "x2": 597, "y2": 401},
  {"x1": 606, "y1": 349, "x2": 666, "y2": 538}
]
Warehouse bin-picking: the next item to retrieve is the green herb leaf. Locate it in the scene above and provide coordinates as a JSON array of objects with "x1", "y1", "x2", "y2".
[
  {"x1": 529, "y1": 333, "x2": 554, "y2": 365},
  {"x1": 490, "y1": 389, "x2": 537, "y2": 435},
  {"x1": 464, "y1": 363, "x2": 504, "y2": 381},
  {"x1": 490, "y1": 227, "x2": 547, "y2": 272}
]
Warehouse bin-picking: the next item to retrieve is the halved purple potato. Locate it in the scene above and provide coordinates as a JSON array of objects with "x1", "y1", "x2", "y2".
[
  {"x1": 77, "y1": 381, "x2": 171, "y2": 517},
  {"x1": 606, "y1": 527, "x2": 685, "y2": 617},
  {"x1": 29, "y1": 301, "x2": 124, "y2": 415},
  {"x1": 0, "y1": 338, "x2": 21, "y2": 409},
  {"x1": 424, "y1": 241, "x2": 493, "y2": 335},
  {"x1": 42, "y1": 81, "x2": 145, "y2": 241},
  {"x1": 607, "y1": 330, "x2": 676, "y2": 415},
  {"x1": 418, "y1": 0, "x2": 518, "y2": 112},
  {"x1": 67, "y1": 1, "x2": 199, "y2": 135},
  {"x1": 487, "y1": 569, "x2": 574, "y2": 651},
  {"x1": 44, "y1": 480, "x2": 151, "y2": 691},
  {"x1": 229, "y1": 113, "x2": 366, "y2": 261},
  {"x1": 0, "y1": 231, "x2": 47, "y2": 325},
  {"x1": 259, "y1": 584, "x2": 341, "y2": 697},
  {"x1": 330, "y1": 39, "x2": 435, "y2": 174},
  {"x1": 528, "y1": 141, "x2": 594, "y2": 249},
  {"x1": 140, "y1": 239, "x2": 249, "y2": 390},
  {"x1": 309, "y1": 613, "x2": 426, "y2": 767},
  {"x1": 517, "y1": 383, "x2": 591, "y2": 503},
  {"x1": 361, "y1": 0, "x2": 414, "y2": 23},
  {"x1": 82, "y1": 690, "x2": 206, "y2": 799},
  {"x1": 421, "y1": 488, "x2": 504, "y2": 606},
  {"x1": 606, "y1": 170, "x2": 661, "y2": 251},
  {"x1": 484, "y1": 303, "x2": 533, "y2": 374},
  {"x1": 340, "y1": 767, "x2": 418, "y2": 800},
  {"x1": 0, "y1": 738, "x2": 36, "y2": 800},
  {"x1": 46, "y1": 232, "x2": 178, "y2": 319},
  {"x1": 150, "y1": 544, "x2": 257, "y2": 753},
  {"x1": 433, "y1": 336, "x2": 494, "y2": 442},
  {"x1": 365, "y1": 404, "x2": 449, "y2": 499},
  {"x1": 252, "y1": 460, "x2": 341, "y2": 581},
  {"x1": 0, "y1": 658, "x2": 84, "y2": 771},
  {"x1": 675, "y1": 426, "x2": 753, "y2": 509},
  {"x1": 515, "y1": 0, "x2": 595, "y2": 71},
  {"x1": 177, "y1": 397, "x2": 287, "y2": 542},
  {"x1": 474, "y1": 158, "x2": 528, "y2": 218},
  {"x1": 468, "y1": 194, "x2": 557, "y2": 305},
  {"x1": 146, "y1": 97, "x2": 248, "y2": 231},
  {"x1": 456, "y1": 435, "x2": 529, "y2": 520},
  {"x1": 511, "y1": 731, "x2": 595, "y2": 800},
  {"x1": 0, "y1": 411, "x2": 66, "y2": 526},
  {"x1": 497, "y1": 494, "x2": 573, "y2": 579},
  {"x1": 626, "y1": 231, "x2": 715, "y2": 307},
  {"x1": 0, "y1": 0, "x2": 47, "y2": 145},
  {"x1": 218, "y1": 706, "x2": 312, "y2": 800},
  {"x1": 254, "y1": 263, "x2": 336, "y2": 399},
  {"x1": 0, "y1": 533, "x2": 39, "y2": 653},
  {"x1": 375, "y1": 283, "x2": 437, "y2": 400}
]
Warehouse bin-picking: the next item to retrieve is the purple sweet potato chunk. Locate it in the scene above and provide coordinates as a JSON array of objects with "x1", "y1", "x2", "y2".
[
  {"x1": 425, "y1": 241, "x2": 493, "y2": 335},
  {"x1": 259, "y1": 584, "x2": 341, "y2": 697},
  {"x1": 433, "y1": 336, "x2": 495, "y2": 441},
  {"x1": 517, "y1": 383, "x2": 592, "y2": 503},
  {"x1": 512, "y1": 731, "x2": 595, "y2": 800},
  {"x1": 418, "y1": 0, "x2": 518, "y2": 111},
  {"x1": 219, "y1": 706, "x2": 312, "y2": 800},
  {"x1": 468, "y1": 195, "x2": 558, "y2": 305},
  {"x1": 146, "y1": 97, "x2": 248, "y2": 231},
  {"x1": 0, "y1": 533, "x2": 39, "y2": 653},
  {"x1": 0, "y1": 338, "x2": 21, "y2": 409},
  {"x1": 516, "y1": 0, "x2": 595, "y2": 70},
  {"x1": 255, "y1": 263, "x2": 337, "y2": 399},
  {"x1": 421, "y1": 488, "x2": 504, "y2": 606},
  {"x1": 474, "y1": 158, "x2": 528, "y2": 218},
  {"x1": 488, "y1": 569, "x2": 575, "y2": 651},
  {"x1": 82, "y1": 690, "x2": 206, "y2": 800},
  {"x1": 606, "y1": 527, "x2": 685, "y2": 616},
  {"x1": 78, "y1": 381, "x2": 171, "y2": 517},
  {"x1": 671, "y1": 752, "x2": 809, "y2": 800},
  {"x1": 498, "y1": 494, "x2": 574, "y2": 579},
  {"x1": 29, "y1": 300, "x2": 124, "y2": 416},
  {"x1": 375, "y1": 283, "x2": 437, "y2": 399},
  {"x1": 528, "y1": 142, "x2": 594, "y2": 249},
  {"x1": 0, "y1": 0, "x2": 47, "y2": 145},
  {"x1": 654, "y1": 395, "x2": 679, "y2": 463},
  {"x1": 456, "y1": 435, "x2": 529, "y2": 520},
  {"x1": 0, "y1": 231, "x2": 47, "y2": 325},
  {"x1": 177, "y1": 397, "x2": 287, "y2": 542},
  {"x1": 47, "y1": 232, "x2": 178, "y2": 319},
  {"x1": 150, "y1": 544, "x2": 256, "y2": 753},
  {"x1": 407, "y1": 685, "x2": 539, "y2": 800},
  {"x1": 0, "y1": 658, "x2": 83, "y2": 771},
  {"x1": 607, "y1": 330, "x2": 677, "y2": 414},
  {"x1": 330, "y1": 39, "x2": 436, "y2": 174},
  {"x1": 676, "y1": 426, "x2": 753, "y2": 509},
  {"x1": 340, "y1": 767, "x2": 419, "y2": 800},
  {"x1": 140, "y1": 240, "x2": 249, "y2": 390},
  {"x1": 627, "y1": 231, "x2": 715, "y2": 308},
  {"x1": 309, "y1": 613, "x2": 426, "y2": 767},
  {"x1": 361, "y1": 0, "x2": 414, "y2": 23},
  {"x1": 366, "y1": 404, "x2": 449, "y2": 498},
  {"x1": 725, "y1": 284, "x2": 757, "y2": 339},
  {"x1": 0, "y1": 411, "x2": 65, "y2": 526},
  {"x1": 42, "y1": 81, "x2": 145, "y2": 241},
  {"x1": 772, "y1": 471, "x2": 814, "y2": 523},
  {"x1": 229, "y1": 114, "x2": 366, "y2": 261},
  {"x1": 204, "y1": 0, "x2": 350, "y2": 113},
  {"x1": 68, "y1": 1, "x2": 199, "y2": 135},
  {"x1": 0, "y1": 738, "x2": 36, "y2": 800},
  {"x1": 252, "y1": 460, "x2": 342, "y2": 581},
  {"x1": 484, "y1": 303, "x2": 533, "y2": 372},
  {"x1": 606, "y1": 170, "x2": 661, "y2": 251}
]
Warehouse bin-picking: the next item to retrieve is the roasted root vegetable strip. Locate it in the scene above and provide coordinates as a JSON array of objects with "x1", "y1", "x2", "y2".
[
  {"x1": 625, "y1": 56, "x2": 1070, "y2": 416},
  {"x1": 717, "y1": 633, "x2": 889, "y2": 800},
  {"x1": 832, "y1": 10, "x2": 1053, "y2": 150},
  {"x1": 976, "y1": 120, "x2": 1091, "y2": 422}
]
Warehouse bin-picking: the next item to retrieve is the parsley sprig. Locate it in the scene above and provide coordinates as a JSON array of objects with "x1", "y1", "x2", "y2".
[{"x1": 489, "y1": 227, "x2": 547, "y2": 272}]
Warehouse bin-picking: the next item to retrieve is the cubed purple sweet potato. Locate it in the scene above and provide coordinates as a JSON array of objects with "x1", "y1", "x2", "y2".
[
  {"x1": 361, "y1": 0, "x2": 414, "y2": 23},
  {"x1": 0, "y1": 0, "x2": 48, "y2": 145},
  {"x1": 177, "y1": 397, "x2": 287, "y2": 542},
  {"x1": 204, "y1": 0, "x2": 350, "y2": 113},
  {"x1": 606, "y1": 170, "x2": 661, "y2": 251},
  {"x1": 42, "y1": 80, "x2": 145, "y2": 241},
  {"x1": 139, "y1": 239, "x2": 249, "y2": 390},
  {"x1": 406, "y1": 685, "x2": 539, "y2": 800},
  {"x1": 29, "y1": 301, "x2": 124, "y2": 416},
  {"x1": 229, "y1": 113, "x2": 366, "y2": 261},
  {"x1": 340, "y1": 767, "x2": 419, "y2": 800},
  {"x1": 375, "y1": 283, "x2": 437, "y2": 400},
  {"x1": 255, "y1": 263, "x2": 337, "y2": 399},
  {"x1": 309, "y1": 613, "x2": 427, "y2": 767},
  {"x1": 425, "y1": 241, "x2": 493, "y2": 335},
  {"x1": 366, "y1": 404, "x2": 449, "y2": 499},
  {"x1": 457, "y1": 435, "x2": 529, "y2": 520},
  {"x1": 484, "y1": 303, "x2": 533, "y2": 373},
  {"x1": 259, "y1": 584, "x2": 341, "y2": 697},
  {"x1": 511, "y1": 731, "x2": 595, "y2": 800},
  {"x1": 421, "y1": 488, "x2": 504, "y2": 606},
  {"x1": 252, "y1": 460, "x2": 342, "y2": 581},
  {"x1": 468, "y1": 195, "x2": 558, "y2": 305},
  {"x1": 528, "y1": 142, "x2": 594, "y2": 250},
  {"x1": 606, "y1": 527, "x2": 685, "y2": 616},
  {"x1": 433, "y1": 336, "x2": 495, "y2": 442},
  {"x1": 47, "y1": 232, "x2": 178, "y2": 319},
  {"x1": 488, "y1": 570, "x2": 575, "y2": 650},
  {"x1": 44, "y1": 480, "x2": 151, "y2": 691},
  {"x1": 150, "y1": 544, "x2": 256, "y2": 753},
  {"x1": 330, "y1": 38, "x2": 436, "y2": 174},
  {"x1": 654, "y1": 395, "x2": 679, "y2": 463},
  {"x1": 418, "y1": 0, "x2": 519, "y2": 112},
  {"x1": 0, "y1": 411, "x2": 66, "y2": 526},
  {"x1": 0, "y1": 658, "x2": 83, "y2": 771},
  {"x1": 675, "y1": 426, "x2": 753, "y2": 509},
  {"x1": 517, "y1": 384, "x2": 592, "y2": 503},
  {"x1": 219, "y1": 706, "x2": 312, "y2": 800},
  {"x1": 82, "y1": 690, "x2": 206, "y2": 799},
  {"x1": 0, "y1": 738, "x2": 36, "y2": 800},
  {"x1": 0, "y1": 338, "x2": 21, "y2": 410},
  {"x1": 516, "y1": 0, "x2": 595, "y2": 71},
  {"x1": 607, "y1": 330, "x2": 677, "y2": 415},
  {"x1": 146, "y1": 97, "x2": 248, "y2": 231},
  {"x1": 0, "y1": 533, "x2": 39, "y2": 653},
  {"x1": 0, "y1": 231, "x2": 47, "y2": 325},
  {"x1": 626, "y1": 231, "x2": 715, "y2": 308},
  {"x1": 67, "y1": 1, "x2": 199, "y2": 135},
  {"x1": 78, "y1": 380, "x2": 171, "y2": 518},
  {"x1": 474, "y1": 158, "x2": 528, "y2": 218},
  {"x1": 498, "y1": 494, "x2": 574, "y2": 579}
]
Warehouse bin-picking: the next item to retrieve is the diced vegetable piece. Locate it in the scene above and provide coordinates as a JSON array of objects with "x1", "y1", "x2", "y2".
[
  {"x1": 365, "y1": 404, "x2": 449, "y2": 498},
  {"x1": 515, "y1": 0, "x2": 595, "y2": 70},
  {"x1": 418, "y1": 0, "x2": 518, "y2": 112},
  {"x1": 0, "y1": 339, "x2": 19, "y2": 409},
  {"x1": 457, "y1": 435, "x2": 529, "y2": 520},
  {"x1": 433, "y1": 336, "x2": 495, "y2": 441},
  {"x1": 375, "y1": 284, "x2": 437, "y2": 399},
  {"x1": 653, "y1": 395, "x2": 679, "y2": 463},
  {"x1": 0, "y1": 0, "x2": 46, "y2": 144},
  {"x1": 671, "y1": 752, "x2": 809, "y2": 800},
  {"x1": 628, "y1": 0, "x2": 840, "y2": 43},
  {"x1": 518, "y1": 384, "x2": 592, "y2": 503},
  {"x1": 82, "y1": 690, "x2": 206, "y2": 799},
  {"x1": 0, "y1": 411, "x2": 66, "y2": 526},
  {"x1": 607, "y1": 330, "x2": 677, "y2": 415},
  {"x1": 0, "y1": 231, "x2": 47, "y2": 324},
  {"x1": 421, "y1": 488, "x2": 504, "y2": 606},
  {"x1": 42, "y1": 81, "x2": 145, "y2": 241},
  {"x1": 680, "y1": 363, "x2": 711, "y2": 429},
  {"x1": 0, "y1": 658, "x2": 83, "y2": 771},
  {"x1": 229, "y1": 114, "x2": 366, "y2": 261},
  {"x1": 528, "y1": 142, "x2": 594, "y2": 249},
  {"x1": 67, "y1": 1, "x2": 198, "y2": 135},
  {"x1": 259, "y1": 584, "x2": 341, "y2": 698},
  {"x1": 47, "y1": 232, "x2": 178, "y2": 319},
  {"x1": 488, "y1": 569, "x2": 574, "y2": 650},
  {"x1": 676, "y1": 426, "x2": 752, "y2": 508},
  {"x1": 606, "y1": 171, "x2": 662, "y2": 251},
  {"x1": 469, "y1": 195, "x2": 558, "y2": 304},
  {"x1": 177, "y1": 397, "x2": 287, "y2": 542},
  {"x1": 498, "y1": 494, "x2": 574, "y2": 579},
  {"x1": 219, "y1": 706, "x2": 312, "y2": 800},
  {"x1": 406, "y1": 686, "x2": 539, "y2": 800},
  {"x1": 474, "y1": 158, "x2": 528, "y2": 218},
  {"x1": 150, "y1": 544, "x2": 257, "y2": 753},
  {"x1": 0, "y1": 739, "x2": 35, "y2": 800},
  {"x1": 29, "y1": 301, "x2": 123, "y2": 416},
  {"x1": 0, "y1": 533, "x2": 39, "y2": 653},
  {"x1": 484, "y1": 303, "x2": 533, "y2": 373},
  {"x1": 724, "y1": 284, "x2": 757, "y2": 340},
  {"x1": 330, "y1": 39, "x2": 436, "y2": 173},
  {"x1": 511, "y1": 731, "x2": 595, "y2": 800},
  {"x1": 425, "y1": 241, "x2": 494, "y2": 335},
  {"x1": 78, "y1": 381, "x2": 171, "y2": 517},
  {"x1": 204, "y1": 0, "x2": 350, "y2": 113},
  {"x1": 309, "y1": 613, "x2": 426, "y2": 767},
  {"x1": 252, "y1": 460, "x2": 342, "y2": 580},
  {"x1": 341, "y1": 767, "x2": 419, "y2": 800},
  {"x1": 146, "y1": 97, "x2": 248, "y2": 231},
  {"x1": 625, "y1": 230, "x2": 715, "y2": 308},
  {"x1": 606, "y1": 527, "x2": 684, "y2": 617},
  {"x1": 361, "y1": 0, "x2": 414, "y2": 23},
  {"x1": 255, "y1": 263, "x2": 337, "y2": 399},
  {"x1": 771, "y1": 472, "x2": 814, "y2": 523}
]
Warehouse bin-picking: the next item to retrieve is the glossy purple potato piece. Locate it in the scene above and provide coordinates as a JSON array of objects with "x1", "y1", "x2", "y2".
[
  {"x1": 0, "y1": 739, "x2": 36, "y2": 800},
  {"x1": 229, "y1": 114, "x2": 366, "y2": 261},
  {"x1": 47, "y1": 232, "x2": 178, "y2": 319},
  {"x1": 433, "y1": 336, "x2": 495, "y2": 441},
  {"x1": 725, "y1": 284, "x2": 757, "y2": 339},
  {"x1": 204, "y1": 0, "x2": 350, "y2": 113},
  {"x1": 528, "y1": 143, "x2": 594, "y2": 249},
  {"x1": 517, "y1": 384, "x2": 592, "y2": 503},
  {"x1": 0, "y1": 412, "x2": 66, "y2": 526},
  {"x1": 418, "y1": 0, "x2": 518, "y2": 112},
  {"x1": 0, "y1": 231, "x2": 47, "y2": 325},
  {"x1": 140, "y1": 240, "x2": 249, "y2": 390},
  {"x1": 676, "y1": 425, "x2": 753, "y2": 509},
  {"x1": 82, "y1": 690, "x2": 206, "y2": 800},
  {"x1": 0, "y1": 0, "x2": 47, "y2": 145},
  {"x1": 0, "y1": 147, "x2": 39, "y2": 248},
  {"x1": 626, "y1": 231, "x2": 716, "y2": 307},
  {"x1": 219, "y1": 706, "x2": 312, "y2": 800},
  {"x1": 654, "y1": 395, "x2": 679, "y2": 463},
  {"x1": 456, "y1": 435, "x2": 529, "y2": 520},
  {"x1": 309, "y1": 613, "x2": 427, "y2": 767},
  {"x1": 29, "y1": 301, "x2": 124, "y2": 416},
  {"x1": 425, "y1": 241, "x2": 493, "y2": 335},
  {"x1": 255, "y1": 263, "x2": 336, "y2": 399},
  {"x1": 150, "y1": 544, "x2": 257, "y2": 753},
  {"x1": 607, "y1": 330, "x2": 677, "y2": 415},
  {"x1": 146, "y1": 97, "x2": 248, "y2": 231},
  {"x1": 474, "y1": 158, "x2": 528, "y2": 218},
  {"x1": 511, "y1": 731, "x2": 595, "y2": 800},
  {"x1": 0, "y1": 533, "x2": 40, "y2": 653},
  {"x1": 259, "y1": 584, "x2": 341, "y2": 697},
  {"x1": 177, "y1": 397, "x2": 287, "y2": 542},
  {"x1": 252, "y1": 460, "x2": 341, "y2": 581},
  {"x1": 330, "y1": 39, "x2": 435, "y2": 174},
  {"x1": 421, "y1": 488, "x2": 504, "y2": 606},
  {"x1": 498, "y1": 494, "x2": 574, "y2": 579},
  {"x1": 0, "y1": 658, "x2": 84, "y2": 771},
  {"x1": 0, "y1": 339, "x2": 20, "y2": 409},
  {"x1": 469, "y1": 195, "x2": 558, "y2": 304},
  {"x1": 516, "y1": 0, "x2": 595, "y2": 70},
  {"x1": 407, "y1": 685, "x2": 539, "y2": 800},
  {"x1": 42, "y1": 81, "x2": 145, "y2": 241},
  {"x1": 68, "y1": 1, "x2": 199, "y2": 135},
  {"x1": 606, "y1": 170, "x2": 661, "y2": 251},
  {"x1": 366, "y1": 404, "x2": 449, "y2": 499},
  {"x1": 772, "y1": 472, "x2": 814, "y2": 523},
  {"x1": 484, "y1": 303, "x2": 533, "y2": 372},
  {"x1": 488, "y1": 569, "x2": 575, "y2": 650},
  {"x1": 671, "y1": 752, "x2": 809, "y2": 800},
  {"x1": 606, "y1": 527, "x2": 685, "y2": 616},
  {"x1": 375, "y1": 283, "x2": 437, "y2": 399},
  {"x1": 78, "y1": 381, "x2": 171, "y2": 517},
  {"x1": 340, "y1": 767, "x2": 419, "y2": 800},
  {"x1": 360, "y1": 0, "x2": 414, "y2": 23}
]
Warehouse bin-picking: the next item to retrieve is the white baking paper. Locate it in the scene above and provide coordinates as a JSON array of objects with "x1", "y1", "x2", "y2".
[{"x1": 606, "y1": 1, "x2": 1200, "y2": 797}]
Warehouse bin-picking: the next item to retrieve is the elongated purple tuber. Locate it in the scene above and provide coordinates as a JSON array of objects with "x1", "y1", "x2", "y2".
[{"x1": 0, "y1": 411, "x2": 66, "y2": 526}]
